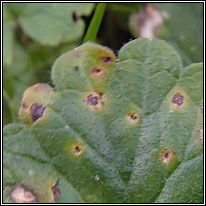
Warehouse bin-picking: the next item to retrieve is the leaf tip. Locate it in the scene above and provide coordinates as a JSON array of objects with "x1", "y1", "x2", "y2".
[{"x1": 19, "y1": 83, "x2": 54, "y2": 124}]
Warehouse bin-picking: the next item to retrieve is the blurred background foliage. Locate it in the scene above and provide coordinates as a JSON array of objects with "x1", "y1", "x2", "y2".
[{"x1": 3, "y1": 2, "x2": 203, "y2": 203}]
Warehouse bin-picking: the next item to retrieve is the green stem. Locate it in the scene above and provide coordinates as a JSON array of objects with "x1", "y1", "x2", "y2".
[{"x1": 83, "y1": 3, "x2": 107, "y2": 43}]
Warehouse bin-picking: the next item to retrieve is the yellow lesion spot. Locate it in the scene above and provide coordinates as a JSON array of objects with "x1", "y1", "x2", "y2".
[
  {"x1": 91, "y1": 67, "x2": 104, "y2": 78},
  {"x1": 70, "y1": 142, "x2": 85, "y2": 156},
  {"x1": 126, "y1": 112, "x2": 139, "y2": 124},
  {"x1": 84, "y1": 92, "x2": 104, "y2": 111},
  {"x1": 160, "y1": 149, "x2": 175, "y2": 165}
]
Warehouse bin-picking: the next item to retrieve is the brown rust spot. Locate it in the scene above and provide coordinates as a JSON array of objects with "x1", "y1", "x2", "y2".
[
  {"x1": 70, "y1": 143, "x2": 84, "y2": 156},
  {"x1": 30, "y1": 103, "x2": 46, "y2": 122},
  {"x1": 126, "y1": 112, "x2": 139, "y2": 123},
  {"x1": 84, "y1": 92, "x2": 104, "y2": 110},
  {"x1": 87, "y1": 95, "x2": 99, "y2": 106},
  {"x1": 74, "y1": 146, "x2": 81, "y2": 154},
  {"x1": 130, "y1": 114, "x2": 137, "y2": 120},
  {"x1": 161, "y1": 149, "x2": 173, "y2": 165},
  {"x1": 91, "y1": 67, "x2": 103, "y2": 77},
  {"x1": 10, "y1": 185, "x2": 39, "y2": 203},
  {"x1": 52, "y1": 183, "x2": 61, "y2": 201},
  {"x1": 172, "y1": 93, "x2": 184, "y2": 107},
  {"x1": 100, "y1": 56, "x2": 113, "y2": 64}
]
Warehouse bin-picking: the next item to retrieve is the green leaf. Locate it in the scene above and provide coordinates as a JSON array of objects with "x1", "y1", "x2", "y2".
[
  {"x1": 6, "y1": 3, "x2": 94, "y2": 46},
  {"x1": 3, "y1": 38, "x2": 203, "y2": 203},
  {"x1": 129, "y1": 3, "x2": 203, "y2": 66},
  {"x1": 3, "y1": 4, "x2": 15, "y2": 66}
]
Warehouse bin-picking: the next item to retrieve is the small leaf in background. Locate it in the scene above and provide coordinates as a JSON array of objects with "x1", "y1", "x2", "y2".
[
  {"x1": 129, "y1": 3, "x2": 203, "y2": 66},
  {"x1": 3, "y1": 41, "x2": 30, "y2": 125},
  {"x1": 6, "y1": 3, "x2": 94, "y2": 46},
  {"x1": 3, "y1": 39, "x2": 203, "y2": 203}
]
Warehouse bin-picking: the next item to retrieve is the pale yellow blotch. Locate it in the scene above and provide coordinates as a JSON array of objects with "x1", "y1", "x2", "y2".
[
  {"x1": 74, "y1": 48, "x2": 83, "y2": 57},
  {"x1": 10, "y1": 186, "x2": 39, "y2": 203}
]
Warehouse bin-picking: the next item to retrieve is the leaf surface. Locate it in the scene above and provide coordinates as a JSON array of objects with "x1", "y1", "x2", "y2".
[{"x1": 3, "y1": 38, "x2": 203, "y2": 203}]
